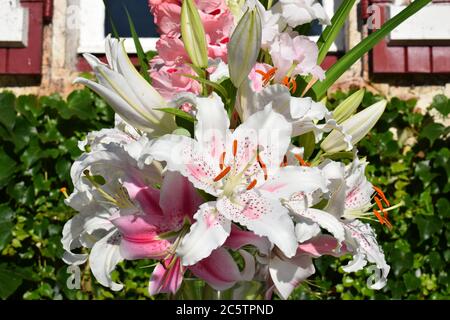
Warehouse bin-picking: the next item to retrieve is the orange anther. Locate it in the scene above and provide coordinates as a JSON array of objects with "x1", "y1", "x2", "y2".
[
  {"x1": 233, "y1": 140, "x2": 238, "y2": 157},
  {"x1": 294, "y1": 154, "x2": 311, "y2": 167},
  {"x1": 246, "y1": 179, "x2": 258, "y2": 190},
  {"x1": 213, "y1": 166, "x2": 231, "y2": 182},
  {"x1": 374, "y1": 196, "x2": 392, "y2": 228},
  {"x1": 373, "y1": 186, "x2": 390, "y2": 207},
  {"x1": 373, "y1": 209, "x2": 385, "y2": 225},
  {"x1": 219, "y1": 151, "x2": 226, "y2": 170},
  {"x1": 282, "y1": 77, "x2": 297, "y2": 93},
  {"x1": 257, "y1": 154, "x2": 268, "y2": 180},
  {"x1": 256, "y1": 67, "x2": 278, "y2": 86}
]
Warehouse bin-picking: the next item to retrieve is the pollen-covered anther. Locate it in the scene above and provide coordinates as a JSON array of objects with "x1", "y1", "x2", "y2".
[
  {"x1": 60, "y1": 187, "x2": 69, "y2": 199},
  {"x1": 257, "y1": 154, "x2": 268, "y2": 180},
  {"x1": 374, "y1": 196, "x2": 392, "y2": 228},
  {"x1": 256, "y1": 67, "x2": 277, "y2": 86},
  {"x1": 282, "y1": 76, "x2": 297, "y2": 93},
  {"x1": 246, "y1": 179, "x2": 258, "y2": 190},
  {"x1": 373, "y1": 186, "x2": 390, "y2": 207},
  {"x1": 219, "y1": 151, "x2": 226, "y2": 170},
  {"x1": 294, "y1": 154, "x2": 311, "y2": 167},
  {"x1": 233, "y1": 140, "x2": 238, "y2": 157},
  {"x1": 214, "y1": 166, "x2": 231, "y2": 182}
]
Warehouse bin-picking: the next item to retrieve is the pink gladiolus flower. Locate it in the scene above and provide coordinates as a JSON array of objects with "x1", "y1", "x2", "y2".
[
  {"x1": 150, "y1": 61, "x2": 201, "y2": 99},
  {"x1": 148, "y1": 0, "x2": 233, "y2": 99}
]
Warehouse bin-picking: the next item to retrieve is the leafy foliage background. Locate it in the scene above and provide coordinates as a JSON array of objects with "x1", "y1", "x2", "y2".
[{"x1": 0, "y1": 88, "x2": 448, "y2": 300}]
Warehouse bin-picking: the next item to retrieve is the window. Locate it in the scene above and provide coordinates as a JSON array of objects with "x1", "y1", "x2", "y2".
[
  {"x1": 78, "y1": 0, "x2": 345, "y2": 54},
  {"x1": 310, "y1": 0, "x2": 346, "y2": 53},
  {"x1": 78, "y1": 0, "x2": 158, "y2": 54}
]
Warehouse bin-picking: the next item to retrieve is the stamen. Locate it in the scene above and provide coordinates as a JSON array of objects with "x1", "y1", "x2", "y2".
[
  {"x1": 233, "y1": 140, "x2": 238, "y2": 157},
  {"x1": 374, "y1": 196, "x2": 393, "y2": 228},
  {"x1": 219, "y1": 151, "x2": 226, "y2": 170},
  {"x1": 60, "y1": 187, "x2": 69, "y2": 199},
  {"x1": 282, "y1": 77, "x2": 297, "y2": 93},
  {"x1": 373, "y1": 209, "x2": 385, "y2": 225},
  {"x1": 373, "y1": 186, "x2": 390, "y2": 207},
  {"x1": 246, "y1": 179, "x2": 258, "y2": 190},
  {"x1": 214, "y1": 166, "x2": 231, "y2": 182},
  {"x1": 256, "y1": 67, "x2": 277, "y2": 86},
  {"x1": 257, "y1": 154, "x2": 268, "y2": 180},
  {"x1": 294, "y1": 154, "x2": 311, "y2": 167}
]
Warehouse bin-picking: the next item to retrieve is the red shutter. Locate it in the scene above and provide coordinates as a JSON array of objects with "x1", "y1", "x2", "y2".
[
  {"x1": 0, "y1": 0, "x2": 52, "y2": 78},
  {"x1": 365, "y1": 0, "x2": 450, "y2": 75}
]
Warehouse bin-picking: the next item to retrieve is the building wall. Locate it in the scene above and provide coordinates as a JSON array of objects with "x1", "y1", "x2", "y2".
[{"x1": 1, "y1": 0, "x2": 449, "y2": 112}]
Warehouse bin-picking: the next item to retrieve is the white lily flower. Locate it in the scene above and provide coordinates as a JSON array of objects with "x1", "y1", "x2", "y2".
[
  {"x1": 236, "y1": 82, "x2": 351, "y2": 144},
  {"x1": 321, "y1": 100, "x2": 387, "y2": 154},
  {"x1": 62, "y1": 122, "x2": 167, "y2": 291},
  {"x1": 74, "y1": 36, "x2": 177, "y2": 137},
  {"x1": 253, "y1": 1, "x2": 286, "y2": 50},
  {"x1": 286, "y1": 157, "x2": 392, "y2": 290},
  {"x1": 272, "y1": 0, "x2": 331, "y2": 28},
  {"x1": 142, "y1": 93, "x2": 329, "y2": 265}
]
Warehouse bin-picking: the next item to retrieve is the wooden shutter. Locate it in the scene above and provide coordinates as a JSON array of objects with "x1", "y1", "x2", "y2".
[
  {"x1": 0, "y1": 0, "x2": 52, "y2": 78},
  {"x1": 364, "y1": 0, "x2": 450, "y2": 74}
]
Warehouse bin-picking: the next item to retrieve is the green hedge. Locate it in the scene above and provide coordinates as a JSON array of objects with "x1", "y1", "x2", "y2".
[{"x1": 0, "y1": 89, "x2": 448, "y2": 300}]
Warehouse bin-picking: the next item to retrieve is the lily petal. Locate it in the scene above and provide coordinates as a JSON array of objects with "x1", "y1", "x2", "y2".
[
  {"x1": 189, "y1": 248, "x2": 251, "y2": 291},
  {"x1": 177, "y1": 202, "x2": 231, "y2": 266},
  {"x1": 217, "y1": 191, "x2": 297, "y2": 258},
  {"x1": 269, "y1": 255, "x2": 315, "y2": 300},
  {"x1": 89, "y1": 230, "x2": 124, "y2": 291},
  {"x1": 149, "y1": 257, "x2": 184, "y2": 295}
]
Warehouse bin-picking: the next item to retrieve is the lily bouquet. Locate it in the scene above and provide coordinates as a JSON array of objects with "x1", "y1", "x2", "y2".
[{"x1": 62, "y1": 0, "x2": 429, "y2": 299}]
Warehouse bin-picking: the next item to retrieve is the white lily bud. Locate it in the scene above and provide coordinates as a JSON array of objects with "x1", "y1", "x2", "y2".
[
  {"x1": 228, "y1": 1, "x2": 262, "y2": 88},
  {"x1": 321, "y1": 100, "x2": 387, "y2": 153},
  {"x1": 332, "y1": 89, "x2": 365, "y2": 124},
  {"x1": 181, "y1": 0, "x2": 209, "y2": 69},
  {"x1": 74, "y1": 37, "x2": 177, "y2": 137}
]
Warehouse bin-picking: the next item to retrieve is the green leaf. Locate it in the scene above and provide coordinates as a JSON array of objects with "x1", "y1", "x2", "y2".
[
  {"x1": 402, "y1": 272, "x2": 421, "y2": 292},
  {"x1": 310, "y1": 0, "x2": 432, "y2": 99},
  {"x1": 156, "y1": 108, "x2": 196, "y2": 123},
  {"x1": 182, "y1": 74, "x2": 229, "y2": 100},
  {"x1": 67, "y1": 89, "x2": 95, "y2": 120},
  {"x1": 430, "y1": 94, "x2": 449, "y2": 117},
  {"x1": 0, "y1": 264, "x2": 23, "y2": 299},
  {"x1": 428, "y1": 252, "x2": 443, "y2": 274},
  {"x1": 297, "y1": 132, "x2": 316, "y2": 160},
  {"x1": 436, "y1": 198, "x2": 449, "y2": 219},
  {"x1": 16, "y1": 95, "x2": 41, "y2": 124},
  {"x1": 125, "y1": 7, "x2": 151, "y2": 83},
  {"x1": 418, "y1": 188, "x2": 434, "y2": 216},
  {"x1": 317, "y1": 0, "x2": 356, "y2": 64},
  {"x1": 0, "y1": 205, "x2": 14, "y2": 251},
  {"x1": 0, "y1": 151, "x2": 17, "y2": 188},
  {"x1": 419, "y1": 122, "x2": 445, "y2": 146},
  {"x1": 415, "y1": 215, "x2": 443, "y2": 242},
  {"x1": 0, "y1": 91, "x2": 16, "y2": 131}
]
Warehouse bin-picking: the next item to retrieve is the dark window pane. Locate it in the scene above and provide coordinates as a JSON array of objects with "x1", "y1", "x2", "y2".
[
  {"x1": 309, "y1": 20, "x2": 323, "y2": 36},
  {"x1": 104, "y1": 0, "x2": 159, "y2": 37}
]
